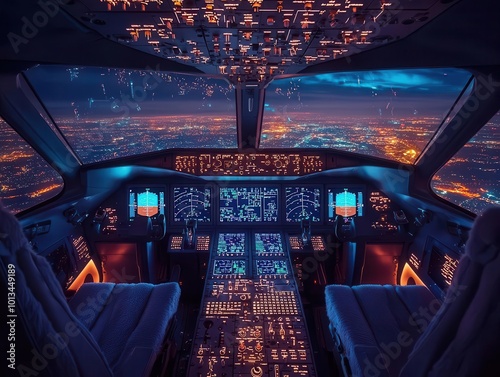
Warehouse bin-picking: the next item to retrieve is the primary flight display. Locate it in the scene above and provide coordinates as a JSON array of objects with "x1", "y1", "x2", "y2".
[{"x1": 128, "y1": 186, "x2": 165, "y2": 221}]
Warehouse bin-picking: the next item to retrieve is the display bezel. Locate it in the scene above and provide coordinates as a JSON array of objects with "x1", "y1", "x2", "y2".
[
  {"x1": 127, "y1": 185, "x2": 166, "y2": 222},
  {"x1": 253, "y1": 232, "x2": 285, "y2": 257},
  {"x1": 216, "y1": 232, "x2": 247, "y2": 257},
  {"x1": 212, "y1": 259, "x2": 247, "y2": 277},
  {"x1": 172, "y1": 185, "x2": 213, "y2": 224},
  {"x1": 254, "y1": 259, "x2": 289, "y2": 277},
  {"x1": 218, "y1": 184, "x2": 281, "y2": 224},
  {"x1": 284, "y1": 185, "x2": 323, "y2": 223},
  {"x1": 326, "y1": 185, "x2": 365, "y2": 222}
]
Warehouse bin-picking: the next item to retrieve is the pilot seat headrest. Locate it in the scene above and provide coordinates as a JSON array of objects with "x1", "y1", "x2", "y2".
[{"x1": 465, "y1": 206, "x2": 500, "y2": 264}]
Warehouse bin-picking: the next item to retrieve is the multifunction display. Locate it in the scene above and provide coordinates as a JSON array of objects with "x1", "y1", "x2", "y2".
[
  {"x1": 217, "y1": 233, "x2": 246, "y2": 256},
  {"x1": 213, "y1": 260, "x2": 246, "y2": 276},
  {"x1": 254, "y1": 233, "x2": 284, "y2": 256},
  {"x1": 255, "y1": 260, "x2": 288, "y2": 277},
  {"x1": 173, "y1": 186, "x2": 211, "y2": 222},
  {"x1": 428, "y1": 243, "x2": 460, "y2": 290},
  {"x1": 219, "y1": 187, "x2": 279, "y2": 222},
  {"x1": 285, "y1": 187, "x2": 321, "y2": 222}
]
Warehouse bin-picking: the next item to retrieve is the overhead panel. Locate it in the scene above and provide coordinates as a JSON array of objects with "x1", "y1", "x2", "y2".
[{"x1": 62, "y1": 0, "x2": 461, "y2": 83}]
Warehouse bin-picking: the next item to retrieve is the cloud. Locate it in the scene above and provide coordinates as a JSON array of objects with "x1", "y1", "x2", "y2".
[{"x1": 297, "y1": 69, "x2": 469, "y2": 92}]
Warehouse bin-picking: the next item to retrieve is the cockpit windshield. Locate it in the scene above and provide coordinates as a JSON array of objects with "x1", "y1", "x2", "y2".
[
  {"x1": 261, "y1": 68, "x2": 472, "y2": 163},
  {"x1": 25, "y1": 66, "x2": 237, "y2": 164},
  {"x1": 25, "y1": 66, "x2": 472, "y2": 165}
]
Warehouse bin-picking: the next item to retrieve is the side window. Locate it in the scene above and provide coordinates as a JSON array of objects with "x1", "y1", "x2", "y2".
[
  {"x1": 431, "y1": 111, "x2": 500, "y2": 214},
  {"x1": 0, "y1": 117, "x2": 64, "y2": 213}
]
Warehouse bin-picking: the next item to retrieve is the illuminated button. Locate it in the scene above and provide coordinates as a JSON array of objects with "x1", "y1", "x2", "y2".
[{"x1": 238, "y1": 340, "x2": 246, "y2": 352}]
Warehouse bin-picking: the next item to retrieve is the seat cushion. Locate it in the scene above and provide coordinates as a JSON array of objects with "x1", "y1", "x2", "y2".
[
  {"x1": 0, "y1": 201, "x2": 113, "y2": 377},
  {"x1": 69, "y1": 281, "x2": 181, "y2": 376},
  {"x1": 325, "y1": 284, "x2": 437, "y2": 377}
]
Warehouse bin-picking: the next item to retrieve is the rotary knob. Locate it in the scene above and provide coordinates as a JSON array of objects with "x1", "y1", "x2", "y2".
[
  {"x1": 251, "y1": 366, "x2": 263, "y2": 377},
  {"x1": 238, "y1": 340, "x2": 246, "y2": 352},
  {"x1": 255, "y1": 342, "x2": 263, "y2": 352}
]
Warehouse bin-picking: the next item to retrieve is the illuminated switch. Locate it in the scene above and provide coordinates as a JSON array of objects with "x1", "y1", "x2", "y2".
[{"x1": 238, "y1": 340, "x2": 246, "y2": 352}]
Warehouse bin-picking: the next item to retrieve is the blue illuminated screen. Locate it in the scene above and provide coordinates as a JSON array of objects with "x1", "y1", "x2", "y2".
[
  {"x1": 173, "y1": 186, "x2": 211, "y2": 222},
  {"x1": 219, "y1": 187, "x2": 279, "y2": 222},
  {"x1": 254, "y1": 233, "x2": 284, "y2": 256},
  {"x1": 285, "y1": 187, "x2": 321, "y2": 222},
  {"x1": 255, "y1": 260, "x2": 288, "y2": 276},
  {"x1": 213, "y1": 260, "x2": 246, "y2": 276},
  {"x1": 217, "y1": 233, "x2": 246, "y2": 256},
  {"x1": 128, "y1": 186, "x2": 165, "y2": 221},
  {"x1": 328, "y1": 187, "x2": 363, "y2": 220}
]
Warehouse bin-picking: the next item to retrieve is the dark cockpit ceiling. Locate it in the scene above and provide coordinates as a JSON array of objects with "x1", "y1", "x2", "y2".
[{"x1": 2, "y1": 0, "x2": 500, "y2": 74}]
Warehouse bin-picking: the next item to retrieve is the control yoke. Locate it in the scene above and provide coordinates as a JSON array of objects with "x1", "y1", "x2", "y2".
[
  {"x1": 184, "y1": 218, "x2": 197, "y2": 249},
  {"x1": 301, "y1": 218, "x2": 311, "y2": 247}
]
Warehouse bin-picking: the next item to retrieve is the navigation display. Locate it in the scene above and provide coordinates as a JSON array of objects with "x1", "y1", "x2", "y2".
[
  {"x1": 217, "y1": 233, "x2": 246, "y2": 256},
  {"x1": 328, "y1": 187, "x2": 364, "y2": 221},
  {"x1": 173, "y1": 186, "x2": 211, "y2": 222},
  {"x1": 285, "y1": 187, "x2": 321, "y2": 222},
  {"x1": 255, "y1": 260, "x2": 288, "y2": 276},
  {"x1": 219, "y1": 187, "x2": 279, "y2": 222},
  {"x1": 213, "y1": 260, "x2": 246, "y2": 276},
  {"x1": 254, "y1": 233, "x2": 284, "y2": 256},
  {"x1": 128, "y1": 186, "x2": 165, "y2": 221}
]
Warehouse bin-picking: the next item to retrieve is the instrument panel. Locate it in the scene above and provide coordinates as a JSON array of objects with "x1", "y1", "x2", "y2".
[
  {"x1": 189, "y1": 230, "x2": 317, "y2": 376},
  {"x1": 95, "y1": 180, "x2": 400, "y2": 238}
]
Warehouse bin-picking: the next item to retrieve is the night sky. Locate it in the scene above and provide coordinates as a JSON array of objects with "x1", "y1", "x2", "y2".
[
  {"x1": 265, "y1": 68, "x2": 472, "y2": 117},
  {"x1": 26, "y1": 66, "x2": 236, "y2": 118}
]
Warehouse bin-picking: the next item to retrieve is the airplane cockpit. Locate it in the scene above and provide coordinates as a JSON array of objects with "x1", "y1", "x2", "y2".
[{"x1": 1, "y1": 1, "x2": 499, "y2": 377}]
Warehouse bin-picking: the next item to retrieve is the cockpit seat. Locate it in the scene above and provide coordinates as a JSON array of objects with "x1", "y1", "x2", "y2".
[
  {"x1": 325, "y1": 206, "x2": 500, "y2": 377},
  {"x1": 0, "y1": 201, "x2": 180, "y2": 377},
  {"x1": 68, "y1": 282, "x2": 180, "y2": 376}
]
